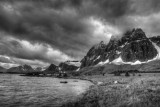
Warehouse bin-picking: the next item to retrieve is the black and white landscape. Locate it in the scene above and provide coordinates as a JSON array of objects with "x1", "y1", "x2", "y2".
[{"x1": 1, "y1": 0, "x2": 160, "y2": 107}]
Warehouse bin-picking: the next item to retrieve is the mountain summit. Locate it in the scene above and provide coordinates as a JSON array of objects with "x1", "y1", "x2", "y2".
[{"x1": 80, "y1": 28, "x2": 160, "y2": 68}]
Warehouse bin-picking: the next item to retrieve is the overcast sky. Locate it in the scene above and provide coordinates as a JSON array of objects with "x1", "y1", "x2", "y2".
[{"x1": 0, "y1": 0, "x2": 160, "y2": 68}]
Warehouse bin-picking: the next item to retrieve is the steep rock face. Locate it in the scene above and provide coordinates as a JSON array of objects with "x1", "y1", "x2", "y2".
[
  {"x1": 121, "y1": 39, "x2": 157, "y2": 62},
  {"x1": 80, "y1": 28, "x2": 158, "y2": 68},
  {"x1": 80, "y1": 41, "x2": 107, "y2": 68}
]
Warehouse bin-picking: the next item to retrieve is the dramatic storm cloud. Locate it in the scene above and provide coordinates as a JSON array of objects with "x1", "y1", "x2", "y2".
[{"x1": 0, "y1": 0, "x2": 160, "y2": 68}]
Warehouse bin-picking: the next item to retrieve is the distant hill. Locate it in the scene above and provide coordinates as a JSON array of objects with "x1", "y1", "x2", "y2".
[
  {"x1": 43, "y1": 64, "x2": 59, "y2": 74},
  {"x1": 6, "y1": 64, "x2": 34, "y2": 74}
]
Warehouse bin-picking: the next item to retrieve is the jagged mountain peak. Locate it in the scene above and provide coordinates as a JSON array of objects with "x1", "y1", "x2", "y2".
[
  {"x1": 80, "y1": 28, "x2": 160, "y2": 68},
  {"x1": 43, "y1": 64, "x2": 58, "y2": 74},
  {"x1": 49, "y1": 63, "x2": 57, "y2": 66},
  {"x1": 131, "y1": 28, "x2": 146, "y2": 38},
  {"x1": 120, "y1": 28, "x2": 147, "y2": 45},
  {"x1": 124, "y1": 28, "x2": 145, "y2": 36},
  {"x1": 47, "y1": 64, "x2": 57, "y2": 70}
]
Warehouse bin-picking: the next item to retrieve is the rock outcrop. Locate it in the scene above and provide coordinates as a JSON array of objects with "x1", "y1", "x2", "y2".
[{"x1": 80, "y1": 41, "x2": 107, "y2": 68}]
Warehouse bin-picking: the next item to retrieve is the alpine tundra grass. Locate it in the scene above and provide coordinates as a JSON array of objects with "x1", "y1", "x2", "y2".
[{"x1": 62, "y1": 73, "x2": 160, "y2": 107}]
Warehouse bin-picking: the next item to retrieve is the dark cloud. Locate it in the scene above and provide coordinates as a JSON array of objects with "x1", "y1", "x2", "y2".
[
  {"x1": 0, "y1": 0, "x2": 159, "y2": 67},
  {"x1": 0, "y1": 1, "x2": 91, "y2": 56},
  {"x1": 83, "y1": 0, "x2": 131, "y2": 18}
]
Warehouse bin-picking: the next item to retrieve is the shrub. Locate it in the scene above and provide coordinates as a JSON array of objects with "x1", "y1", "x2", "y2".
[
  {"x1": 125, "y1": 72, "x2": 130, "y2": 77},
  {"x1": 114, "y1": 72, "x2": 121, "y2": 76},
  {"x1": 138, "y1": 74, "x2": 142, "y2": 76}
]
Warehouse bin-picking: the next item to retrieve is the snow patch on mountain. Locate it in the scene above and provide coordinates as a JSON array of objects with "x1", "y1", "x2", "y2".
[
  {"x1": 111, "y1": 56, "x2": 124, "y2": 65},
  {"x1": 93, "y1": 56, "x2": 101, "y2": 62},
  {"x1": 111, "y1": 55, "x2": 159, "y2": 65},
  {"x1": 98, "y1": 59, "x2": 109, "y2": 65},
  {"x1": 96, "y1": 56, "x2": 100, "y2": 60},
  {"x1": 76, "y1": 68, "x2": 80, "y2": 71}
]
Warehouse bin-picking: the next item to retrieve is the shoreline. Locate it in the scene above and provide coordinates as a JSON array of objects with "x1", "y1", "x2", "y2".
[
  {"x1": 65, "y1": 76, "x2": 97, "y2": 85},
  {"x1": 19, "y1": 74, "x2": 98, "y2": 106},
  {"x1": 19, "y1": 73, "x2": 98, "y2": 85},
  {"x1": 0, "y1": 74, "x2": 96, "y2": 107}
]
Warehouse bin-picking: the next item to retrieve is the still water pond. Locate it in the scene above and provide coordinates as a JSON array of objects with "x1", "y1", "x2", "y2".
[{"x1": 0, "y1": 74, "x2": 93, "y2": 107}]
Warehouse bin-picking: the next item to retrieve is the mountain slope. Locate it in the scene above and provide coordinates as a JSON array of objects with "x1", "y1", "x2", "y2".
[{"x1": 80, "y1": 28, "x2": 159, "y2": 68}]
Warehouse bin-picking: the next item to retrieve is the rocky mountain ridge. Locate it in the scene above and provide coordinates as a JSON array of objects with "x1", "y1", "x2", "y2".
[
  {"x1": 80, "y1": 28, "x2": 160, "y2": 68},
  {"x1": 5, "y1": 60, "x2": 79, "y2": 74},
  {"x1": 4, "y1": 60, "x2": 80, "y2": 74}
]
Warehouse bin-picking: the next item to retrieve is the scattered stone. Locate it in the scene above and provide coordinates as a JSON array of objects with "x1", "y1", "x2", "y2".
[
  {"x1": 114, "y1": 81, "x2": 118, "y2": 84},
  {"x1": 97, "y1": 82, "x2": 103, "y2": 85}
]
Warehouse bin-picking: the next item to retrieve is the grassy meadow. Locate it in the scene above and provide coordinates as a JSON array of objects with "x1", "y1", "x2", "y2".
[{"x1": 62, "y1": 73, "x2": 160, "y2": 107}]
